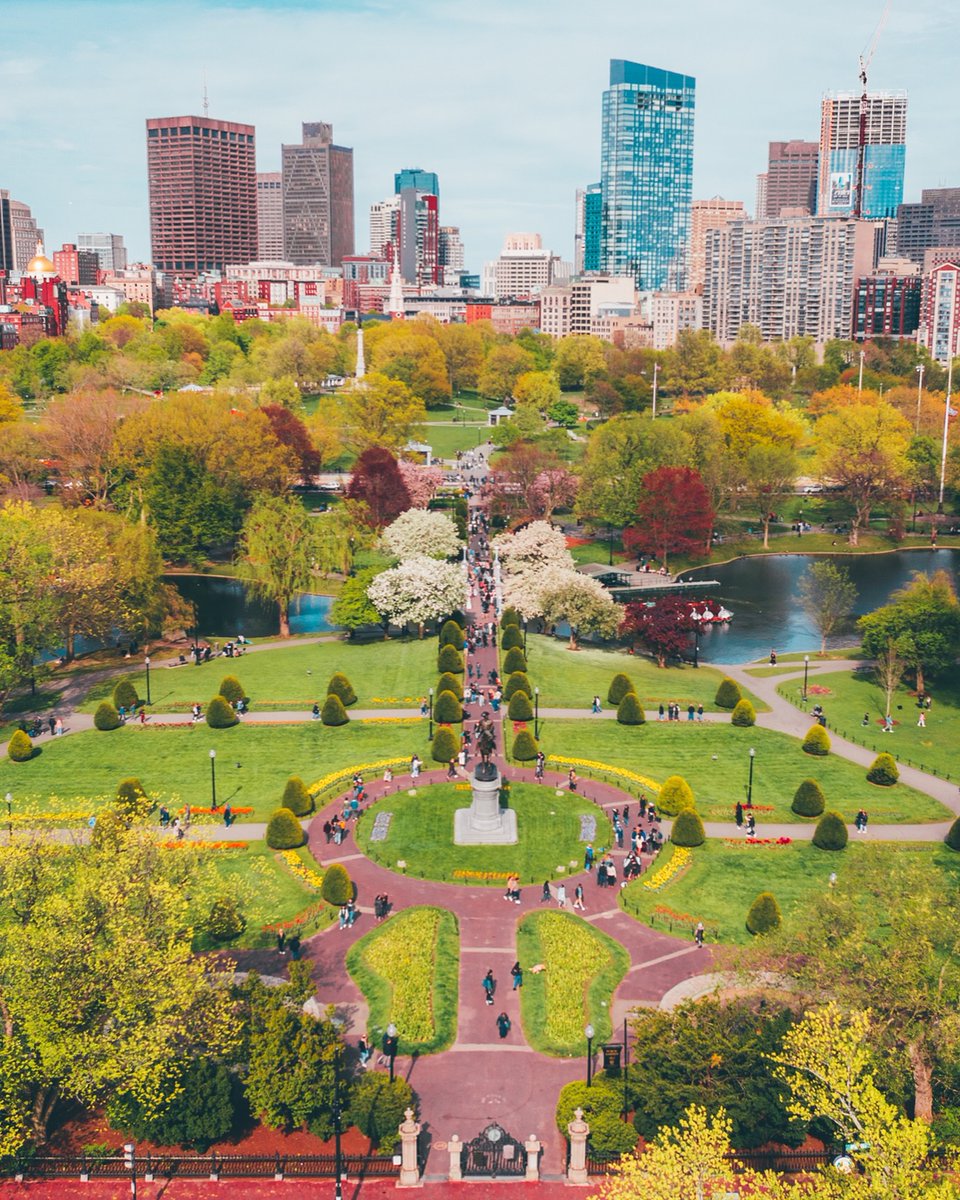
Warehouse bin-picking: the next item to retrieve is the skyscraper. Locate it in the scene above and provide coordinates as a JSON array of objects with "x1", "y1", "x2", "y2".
[
  {"x1": 282, "y1": 122, "x2": 354, "y2": 268},
  {"x1": 395, "y1": 168, "x2": 439, "y2": 198},
  {"x1": 0, "y1": 191, "x2": 13, "y2": 274},
  {"x1": 818, "y1": 92, "x2": 907, "y2": 220},
  {"x1": 689, "y1": 197, "x2": 745, "y2": 293},
  {"x1": 78, "y1": 233, "x2": 127, "y2": 272},
  {"x1": 599, "y1": 59, "x2": 695, "y2": 292},
  {"x1": 256, "y1": 172, "x2": 283, "y2": 259},
  {"x1": 146, "y1": 114, "x2": 257, "y2": 276},
  {"x1": 763, "y1": 140, "x2": 818, "y2": 217},
  {"x1": 8, "y1": 198, "x2": 44, "y2": 272},
  {"x1": 575, "y1": 184, "x2": 603, "y2": 275}
]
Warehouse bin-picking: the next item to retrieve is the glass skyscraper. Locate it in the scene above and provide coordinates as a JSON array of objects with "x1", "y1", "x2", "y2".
[
  {"x1": 599, "y1": 59, "x2": 695, "y2": 292},
  {"x1": 817, "y1": 92, "x2": 907, "y2": 220},
  {"x1": 583, "y1": 183, "x2": 602, "y2": 272}
]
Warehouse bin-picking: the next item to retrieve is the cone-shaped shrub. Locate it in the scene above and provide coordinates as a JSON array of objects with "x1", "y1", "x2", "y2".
[
  {"x1": 501, "y1": 606, "x2": 521, "y2": 628},
  {"x1": 434, "y1": 689, "x2": 463, "y2": 724},
  {"x1": 746, "y1": 892, "x2": 782, "y2": 935},
  {"x1": 607, "y1": 673, "x2": 635, "y2": 706},
  {"x1": 501, "y1": 625, "x2": 524, "y2": 651},
  {"x1": 432, "y1": 726, "x2": 458, "y2": 763},
  {"x1": 503, "y1": 672, "x2": 532, "y2": 702},
  {"x1": 326, "y1": 672, "x2": 357, "y2": 706},
  {"x1": 440, "y1": 620, "x2": 464, "y2": 647},
  {"x1": 503, "y1": 646, "x2": 527, "y2": 675},
  {"x1": 218, "y1": 675, "x2": 244, "y2": 705},
  {"x1": 508, "y1": 690, "x2": 533, "y2": 721},
  {"x1": 438, "y1": 644, "x2": 464, "y2": 674},
  {"x1": 206, "y1": 695, "x2": 238, "y2": 728},
  {"x1": 945, "y1": 816, "x2": 960, "y2": 851},
  {"x1": 512, "y1": 729, "x2": 538, "y2": 761},
  {"x1": 658, "y1": 775, "x2": 695, "y2": 816},
  {"x1": 437, "y1": 672, "x2": 461, "y2": 698},
  {"x1": 7, "y1": 729, "x2": 33, "y2": 761},
  {"x1": 207, "y1": 896, "x2": 246, "y2": 941},
  {"x1": 671, "y1": 808, "x2": 705, "y2": 847},
  {"x1": 116, "y1": 777, "x2": 149, "y2": 817},
  {"x1": 282, "y1": 775, "x2": 314, "y2": 817},
  {"x1": 791, "y1": 778, "x2": 826, "y2": 818},
  {"x1": 617, "y1": 691, "x2": 645, "y2": 725},
  {"x1": 265, "y1": 807, "x2": 304, "y2": 849},
  {"x1": 321, "y1": 862, "x2": 352, "y2": 905},
  {"x1": 812, "y1": 810, "x2": 848, "y2": 850},
  {"x1": 94, "y1": 701, "x2": 121, "y2": 731},
  {"x1": 802, "y1": 724, "x2": 831, "y2": 756},
  {"x1": 113, "y1": 679, "x2": 140, "y2": 711},
  {"x1": 715, "y1": 676, "x2": 742, "y2": 709},
  {"x1": 731, "y1": 698, "x2": 756, "y2": 727},
  {"x1": 866, "y1": 752, "x2": 899, "y2": 786},
  {"x1": 321, "y1": 694, "x2": 349, "y2": 726}
]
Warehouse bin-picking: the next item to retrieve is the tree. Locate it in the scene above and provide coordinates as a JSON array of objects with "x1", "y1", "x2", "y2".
[
  {"x1": 662, "y1": 329, "x2": 731, "y2": 396},
  {"x1": 39, "y1": 506, "x2": 122, "y2": 661},
  {"x1": 528, "y1": 468, "x2": 579, "y2": 520},
  {"x1": 261, "y1": 405, "x2": 321, "y2": 482},
  {"x1": 346, "y1": 447, "x2": 411, "y2": 527},
  {"x1": 493, "y1": 520, "x2": 571, "y2": 573},
  {"x1": 397, "y1": 460, "x2": 443, "y2": 509},
  {"x1": 553, "y1": 335, "x2": 607, "y2": 390},
  {"x1": 108, "y1": 1056, "x2": 238, "y2": 1152},
  {"x1": 477, "y1": 343, "x2": 535, "y2": 400},
  {"x1": 0, "y1": 421, "x2": 45, "y2": 500},
  {"x1": 858, "y1": 570, "x2": 960, "y2": 693},
  {"x1": 330, "y1": 568, "x2": 385, "y2": 634},
  {"x1": 366, "y1": 555, "x2": 465, "y2": 635},
  {"x1": 797, "y1": 562, "x2": 857, "y2": 656},
  {"x1": 237, "y1": 496, "x2": 318, "y2": 638},
  {"x1": 513, "y1": 370, "x2": 561, "y2": 411},
  {"x1": 744, "y1": 443, "x2": 798, "y2": 547},
  {"x1": 547, "y1": 397, "x2": 580, "y2": 427},
  {"x1": 369, "y1": 326, "x2": 451, "y2": 407},
  {"x1": 145, "y1": 444, "x2": 238, "y2": 565},
  {"x1": 577, "y1": 415, "x2": 692, "y2": 528},
  {"x1": 623, "y1": 467, "x2": 715, "y2": 568},
  {"x1": 337, "y1": 371, "x2": 426, "y2": 452},
  {"x1": 438, "y1": 323, "x2": 484, "y2": 392},
  {"x1": 381, "y1": 509, "x2": 462, "y2": 561},
  {"x1": 874, "y1": 639, "x2": 906, "y2": 717},
  {"x1": 41, "y1": 388, "x2": 141, "y2": 506},
  {"x1": 313, "y1": 503, "x2": 373, "y2": 576},
  {"x1": 539, "y1": 573, "x2": 621, "y2": 649},
  {"x1": 621, "y1": 596, "x2": 695, "y2": 668}
]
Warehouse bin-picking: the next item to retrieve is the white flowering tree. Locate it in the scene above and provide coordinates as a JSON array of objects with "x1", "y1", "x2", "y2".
[
  {"x1": 538, "y1": 572, "x2": 621, "y2": 649},
  {"x1": 381, "y1": 509, "x2": 463, "y2": 561},
  {"x1": 366, "y1": 554, "x2": 465, "y2": 636},
  {"x1": 503, "y1": 560, "x2": 575, "y2": 621},
  {"x1": 493, "y1": 520, "x2": 571, "y2": 572}
]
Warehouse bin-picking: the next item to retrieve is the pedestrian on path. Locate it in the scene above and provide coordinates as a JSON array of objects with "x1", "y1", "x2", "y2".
[
  {"x1": 918, "y1": 711, "x2": 926, "y2": 727},
  {"x1": 511, "y1": 961, "x2": 523, "y2": 990},
  {"x1": 411, "y1": 754, "x2": 421, "y2": 779},
  {"x1": 496, "y1": 1012, "x2": 511, "y2": 1039},
  {"x1": 535, "y1": 752, "x2": 545, "y2": 781},
  {"x1": 584, "y1": 844, "x2": 594, "y2": 870},
  {"x1": 573, "y1": 883, "x2": 585, "y2": 911},
  {"x1": 735, "y1": 802, "x2": 744, "y2": 828},
  {"x1": 556, "y1": 883, "x2": 567, "y2": 908},
  {"x1": 483, "y1": 969, "x2": 496, "y2": 1005},
  {"x1": 223, "y1": 804, "x2": 233, "y2": 828},
  {"x1": 540, "y1": 880, "x2": 552, "y2": 903},
  {"x1": 697, "y1": 704, "x2": 704, "y2": 722},
  {"x1": 695, "y1": 921, "x2": 705, "y2": 947},
  {"x1": 592, "y1": 695, "x2": 602, "y2": 714},
  {"x1": 568, "y1": 769, "x2": 578, "y2": 791}
]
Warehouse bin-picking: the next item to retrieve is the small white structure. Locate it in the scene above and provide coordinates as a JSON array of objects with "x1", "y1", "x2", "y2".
[
  {"x1": 454, "y1": 764, "x2": 517, "y2": 845},
  {"x1": 488, "y1": 405, "x2": 513, "y2": 427}
]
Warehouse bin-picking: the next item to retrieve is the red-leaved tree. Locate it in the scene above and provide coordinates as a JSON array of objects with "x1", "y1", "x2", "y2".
[
  {"x1": 620, "y1": 595, "x2": 695, "y2": 667},
  {"x1": 623, "y1": 466, "x2": 715, "y2": 569},
  {"x1": 346, "y1": 447, "x2": 411, "y2": 527},
  {"x1": 262, "y1": 405, "x2": 322, "y2": 482}
]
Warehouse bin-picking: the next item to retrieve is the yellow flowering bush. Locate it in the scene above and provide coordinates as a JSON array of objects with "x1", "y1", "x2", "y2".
[
  {"x1": 546, "y1": 756, "x2": 661, "y2": 794},
  {"x1": 278, "y1": 849, "x2": 324, "y2": 890},
  {"x1": 308, "y1": 758, "x2": 409, "y2": 802},
  {"x1": 642, "y1": 846, "x2": 692, "y2": 891}
]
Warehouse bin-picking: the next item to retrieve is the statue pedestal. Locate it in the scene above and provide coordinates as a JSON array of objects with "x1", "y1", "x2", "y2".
[{"x1": 454, "y1": 765, "x2": 517, "y2": 845}]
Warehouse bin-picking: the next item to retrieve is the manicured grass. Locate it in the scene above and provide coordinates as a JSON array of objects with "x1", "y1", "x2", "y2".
[
  {"x1": 521, "y1": 634, "x2": 768, "y2": 713},
  {"x1": 516, "y1": 911, "x2": 629, "y2": 1056},
  {"x1": 537, "y1": 720, "x2": 950, "y2": 825},
  {"x1": 79, "y1": 638, "x2": 437, "y2": 712},
  {"x1": 355, "y1": 782, "x2": 607, "y2": 885},
  {"x1": 346, "y1": 906, "x2": 459, "y2": 1054},
  {"x1": 0, "y1": 721, "x2": 422, "y2": 819},
  {"x1": 780, "y1": 668, "x2": 960, "y2": 782},
  {"x1": 423, "y1": 423, "x2": 490, "y2": 459},
  {"x1": 621, "y1": 839, "x2": 960, "y2": 946}
]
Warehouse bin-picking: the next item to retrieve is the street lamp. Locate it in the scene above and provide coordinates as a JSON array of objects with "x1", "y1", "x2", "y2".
[
  {"x1": 746, "y1": 747, "x2": 756, "y2": 809},
  {"x1": 938, "y1": 346, "x2": 956, "y2": 515},
  {"x1": 693, "y1": 633, "x2": 699, "y2": 669},
  {"x1": 144, "y1": 655, "x2": 151, "y2": 706},
  {"x1": 585, "y1": 1023, "x2": 595, "y2": 1087},
  {"x1": 209, "y1": 749, "x2": 217, "y2": 810},
  {"x1": 5, "y1": 792, "x2": 11, "y2": 839},
  {"x1": 803, "y1": 655, "x2": 810, "y2": 703},
  {"x1": 332, "y1": 1044, "x2": 344, "y2": 1200},
  {"x1": 534, "y1": 687, "x2": 540, "y2": 739},
  {"x1": 607, "y1": 525, "x2": 614, "y2": 567},
  {"x1": 428, "y1": 688, "x2": 434, "y2": 740},
  {"x1": 385, "y1": 1022, "x2": 399, "y2": 1083},
  {"x1": 916, "y1": 363, "x2": 925, "y2": 433},
  {"x1": 857, "y1": 350, "x2": 865, "y2": 394}
]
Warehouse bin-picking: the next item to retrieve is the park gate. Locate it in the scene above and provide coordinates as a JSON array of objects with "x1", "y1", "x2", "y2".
[{"x1": 461, "y1": 1123, "x2": 527, "y2": 1178}]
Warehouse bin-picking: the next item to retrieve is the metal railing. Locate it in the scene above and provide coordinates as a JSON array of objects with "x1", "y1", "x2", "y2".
[{"x1": 1, "y1": 1151, "x2": 401, "y2": 1181}]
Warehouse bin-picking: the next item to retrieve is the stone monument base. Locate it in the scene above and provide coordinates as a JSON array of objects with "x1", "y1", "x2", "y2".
[{"x1": 454, "y1": 766, "x2": 518, "y2": 845}]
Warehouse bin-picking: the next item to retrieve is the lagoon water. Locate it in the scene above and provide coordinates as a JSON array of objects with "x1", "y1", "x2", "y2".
[{"x1": 165, "y1": 575, "x2": 337, "y2": 639}]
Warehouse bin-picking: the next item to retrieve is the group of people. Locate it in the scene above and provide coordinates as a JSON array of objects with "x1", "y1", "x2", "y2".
[
  {"x1": 479, "y1": 965, "x2": 519, "y2": 1040},
  {"x1": 658, "y1": 702, "x2": 703, "y2": 722},
  {"x1": 18, "y1": 714, "x2": 63, "y2": 738}
]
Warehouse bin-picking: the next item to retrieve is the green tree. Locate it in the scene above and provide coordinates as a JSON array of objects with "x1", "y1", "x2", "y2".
[
  {"x1": 858, "y1": 570, "x2": 960, "y2": 693},
  {"x1": 329, "y1": 568, "x2": 383, "y2": 633},
  {"x1": 337, "y1": 372, "x2": 427, "y2": 453},
  {"x1": 553, "y1": 336, "x2": 608, "y2": 390},
  {"x1": 145, "y1": 444, "x2": 238, "y2": 565},
  {"x1": 477, "y1": 343, "x2": 535, "y2": 400},
  {"x1": 662, "y1": 329, "x2": 731, "y2": 396},
  {"x1": 108, "y1": 1056, "x2": 238, "y2": 1152},
  {"x1": 513, "y1": 370, "x2": 561, "y2": 411},
  {"x1": 744, "y1": 442, "x2": 798, "y2": 547},
  {"x1": 798, "y1": 562, "x2": 858, "y2": 656},
  {"x1": 369, "y1": 327, "x2": 451, "y2": 408},
  {"x1": 237, "y1": 495, "x2": 318, "y2": 638},
  {"x1": 576, "y1": 415, "x2": 691, "y2": 528}
]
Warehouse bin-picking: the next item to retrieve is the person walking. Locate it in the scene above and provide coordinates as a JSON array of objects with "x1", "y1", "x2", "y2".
[
  {"x1": 411, "y1": 754, "x2": 421, "y2": 779},
  {"x1": 540, "y1": 880, "x2": 552, "y2": 903},
  {"x1": 584, "y1": 844, "x2": 594, "y2": 871},
  {"x1": 694, "y1": 921, "x2": 705, "y2": 947},
  {"x1": 496, "y1": 1011, "x2": 511, "y2": 1039},
  {"x1": 573, "y1": 882, "x2": 585, "y2": 911},
  {"x1": 658, "y1": 703, "x2": 665, "y2": 722},
  {"x1": 918, "y1": 711, "x2": 926, "y2": 728},
  {"x1": 556, "y1": 882, "x2": 567, "y2": 909},
  {"x1": 482, "y1": 969, "x2": 496, "y2": 1006},
  {"x1": 511, "y1": 961, "x2": 523, "y2": 990},
  {"x1": 591, "y1": 695, "x2": 602, "y2": 714},
  {"x1": 735, "y1": 801, "x2": 744, "y2": 828}
]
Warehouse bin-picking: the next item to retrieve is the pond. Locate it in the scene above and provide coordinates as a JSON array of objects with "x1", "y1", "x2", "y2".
[
  {"x1": 165, "y1": 575, "x2": 338, "y2": 639},
  {"x1": 680, "y1": 548, "x2": 960, "y2": 664}
]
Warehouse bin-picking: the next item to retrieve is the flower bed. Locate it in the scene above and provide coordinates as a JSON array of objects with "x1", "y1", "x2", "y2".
[
  {"x1": 162, "y1": 839, "x2": 249, "y2": 850},
  {"x1": 179, "y1": 805, "x2": 254, "y2": 817},
  {"x1": 642, "y1": 846, "x2": 691, "y2": 890},
  {"x1": 261, "y1": 899, "x2": 330, "y2": 936},
  {"x1": 546, "y1": 755, "x2": 661, "y2": 794},
  {"x1": 278, "y1": 849, "x2": 324, "y2": 889},
  {"x1": 722, "y1": 837, "x2": 792, "y2": 847},
  {"x1": 452, "y1": 868, "x2": 512, "y2": 880},
  {"x1": 653, "y1": 904, "x2": 718, "y2": 929},
  {"x1": 308, "y1": 758, "x2": 409, "y2": 803}
]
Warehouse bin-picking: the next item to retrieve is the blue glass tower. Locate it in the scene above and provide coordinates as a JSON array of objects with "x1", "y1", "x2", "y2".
[
  {"x1": 394, "y1": 168, "x2": 439, "y2": 197},
  {"x1": 600, "y1": 59, "x2": 695, "y2": 292},
  {"x1": 583, "y1": 183, "x2": 602, "y2": 272},
  {"x1": 817, "y1": 93, "x2": 907, "y2": 220}
]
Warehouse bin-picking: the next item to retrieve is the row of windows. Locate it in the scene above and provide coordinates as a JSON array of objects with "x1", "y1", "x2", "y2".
[{"x1": 149, "y1": 128, "x2": 254, "y2": 142}]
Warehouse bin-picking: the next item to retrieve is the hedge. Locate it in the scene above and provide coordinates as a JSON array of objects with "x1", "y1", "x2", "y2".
[
  {"x1": 433, "y1": 689, "x2": 463, "y2": 724},
  {"x1": 321, "y1": 862, "x2": 352, "y2": 905},
  {"x1": 658, "y1": 775, "x2": 695, "y2": 816},
  {"x1": 207, "y1": 896, "x2": 246, "y2": 942},
  {"x1": 431, "y1": 726, "x2": 458, "y2": 763},
  {"x1": 94, "y1": 701, "x2": 122, "y2": 732},
  {"x1": 607, "y1": 673, "x2": 635, "y2": 706},
  {"x1": 218, "y1": 675, "x2": 244, "y2": 705},
  {"x1": 501, "y1": 625, "x2": 524, "y2": 651},
  {"x1": 746, "y1": 892, "x2": 782, "y2": 935},
  {"x1": 866, "y1": 752, "x2": 899, "y2": 786},
  {"x1": 206, "y1": 696, "x2": 238, "y2": 729},
  {"x1": 440, "y1": 619, "x2": 464, "y2": 647},
  {"x1": 715, "y1": 676, "x2": 742, "y2": 709},
  {"x1": 436, "y1": 671, "x2": 461, "y2": 699},
  {"x1": 503, "y1": 671, "x2": 532, "y2": 702},
  {"x1": 791, "y1": 778, "x2": 826, "y2": 818},
  {"x1": 7, "y1": 729, "x2": 33, "y2": 762},
  {"x1": 321, "y1": 694, "x2": 350, "y2": 726},
  {"x1": 502, "y1": 646, "x2": 527, "y2": 675},
  {"x1": 616, "y1": 691, "x2": 645, "y2": 725},
  {"x1": 802, "y1": 724, "x2": 831, "y2": 756},
  {"x1": 437, "y1": 644, "x2": 464, "y2": 674},
  {"x1": 671, "y1": 808, "x2": 705, "y2": 847},
  {"x1": 501, "y1": 606, "x2": 521, "y2": 628},
  {"x1": 556, "y1": 1078, "x2": 635, "y2": 1155},
  {"x1": 812, "y1": 810, "x2": 848, "y2": 851},
  {"x1": 326, "y1": 672, "x2": 357, "y2": 706},
  {"x1": 512, "y1": 729, "x2": 539, "y2": 761},
  {"x1": 348, "y1": 1073, "x2": 415, "y2": 1153},
  {"x1": 731, "y1": 698, "x2": 756, "y2": 727},
  {"x1": 946, "y1": 817, "x2": 960, "y2": 852},
  {"x1": 265, "y1": 807, "x2": 304, "y2": 849},
  {"x1": 113, "y1": 679, "x2": 140, "y2": 712},
  {"x1": 282, "y1": 775, "x2": 314, "y2": 817},
  {"x1": 508, "y1": 690, "x2": 533, "y2": 721}
]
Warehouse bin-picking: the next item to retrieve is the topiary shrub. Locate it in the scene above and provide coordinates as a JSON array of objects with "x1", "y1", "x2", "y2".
[
  {"x1": 440, "y1": 619, "x2": 464, "y2": 647},
  {"x1": 113, "y1": 679, "x2": 140, "y2": 711},
  {"x1": 671, "y1": 808, "x2": 705, "y2": 847},
  {"x1": 616, "y1": 691, "x2": 645, "y2": 725},
  {"x1": 503, "y1": 671, "x2": 532, "y2": 702},
  {"x1": 326, "y1": 672, "x2": 357, "y2": 706},
  {"x1": 94, "y1": 701, "x2": 121, "y2": 731},
  {"x1": 206, "y1": 695, "x2": 238, "y2": 729},
  {"x1": 607, "y1": 673, "x2": 635, "y2": 706},
  {"x1": 658, "y1": 775, "x2": 695, "y2": 816},
  {"x1": 715, "y1": 676, "x2": 742, "y2": 709},
  {"x1": 746, "y1": 892, "x2": 782, "y2": 935},
  {"x1": 321, "y1": 862, "x2": 352, "y2": 905},
  {"x1": 502, "y1": 646, "x2": 527, "y2": 675},
  {"x1": 116, "y1": 778, "x2": 150, "y2": 819},
  {"x1": 812, "y1": 810, "x2": 848, "y2": 851},
  {"x1": 802, "y1": 724, "x2": 831, "y2": 756},
  {"x1": 434, "y1": 689, "x2": 463, "y2": 724},
  {"x1": 945, "y1": 817, "x2": 960, "y2": 852},
  {"x1": 731, "y1": 698, "x2": 756, "y2": 727},
  {"x1": 218, "y1": 675, "x2": 244, "y2": 705},
  {"x1": 791, "y1": 778, "x2": 826, "y2": 818},
  {"x1": 512, "y1": 729, "x2": 538, "y2": 761},
  {"x1": 866, "y1": 752, "x2": 899, "y2": 786},
  {"x1": 437, "y1": 644, "x2": 464, "y2": 674},
  {"x1": 557, "y1": 1077, "x2": 624, "y2": 1138},
  {"x1": 7, "y1": 729, "x2": 33, "y2": 761},
  {"x1": 321, "y1": 694, "x2": 350, "y2": 726},
  {"x1": 588, "y1": 1110, "x2": 639, "y2": 1157},
  {"x1": 501, "y1": 606, "x2": 521, "y2": 628},
  {"x1": 265, "y1": 807, "x2": 304, "y2": 849},
  {"x1": 347, "y1": 1073, "x2": 415, "y2": 1153},
  {"x1": 501, "y1": 625, "x2": 524, "y2": 651},
  {"x1": 282, "y1": 775, "x2": 314, "y2": 817},
  {"x1": 207, "y1": 896, "x2": 247, "y2": 941},
  {"x1": 437, "y1": 671, "x2": 461, "y2": 698},
  {"x1": 432, "y1": 726, "x2": 458, "y2": 763},
  {"x1": 508, "y1": 690, "x2": 533, "y2": 721}
]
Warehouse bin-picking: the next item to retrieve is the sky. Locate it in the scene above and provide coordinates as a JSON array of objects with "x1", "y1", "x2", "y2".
[{"x1": 2, "y1": 0, "x2": 958, "y2": 271}]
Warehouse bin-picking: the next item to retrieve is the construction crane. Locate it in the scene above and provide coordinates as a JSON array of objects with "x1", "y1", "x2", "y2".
[{"x1": 854, "y1": 0, "x2": 892, "y2": 218}]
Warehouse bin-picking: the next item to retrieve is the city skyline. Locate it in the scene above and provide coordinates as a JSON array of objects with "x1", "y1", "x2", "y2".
[{"x1": 3, "y1": 0, "x2": 958, "y2": 271}]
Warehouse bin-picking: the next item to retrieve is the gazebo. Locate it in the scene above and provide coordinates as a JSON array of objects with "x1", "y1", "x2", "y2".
[{"x1": 488, "y1": 405, "x2": 513, "y2": 427}]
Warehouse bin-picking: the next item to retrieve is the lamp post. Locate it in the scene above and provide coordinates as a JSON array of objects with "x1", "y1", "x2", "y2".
[
  {"x1": 585, "y1": 1023, "x2": 595, "y2": 1086},
  {"x1": 803, "y1": 655, "x2": 810, "y2": 703},
  {"x1": 144, "y1": 655, "x2": 151, "y2": 705},
  {"x1": 385, "y1": 1022, "x2": 399, "y2": 1083},
  {"x1": 938, "y1": 348, "x2": 955, "y2": 515},
  {"x1": 534, "y1": 687, "x2": 540, "y2": 739},
  {"x1": 428, "y1": 688, "x2": 434, "y2": 740},
  {"x1": 523, "y1": 619, "x2": 528, "y2": 653},
  {"x1": 209, "y1": 749, "x2": 217, "y2": 810},
  {"x1": 916, "y1": 363, "x2": 925, "y2": 433},
  {"x1": 650, "y1": 361, "x2": 659, "y2": 417},
  {"x1": 332, "y1": 1044, "x2": 344, "y2": 1200},
  {"x1": 693, "y1": 632, "x2": 699, "y2": 669},
  {"x1": 746, "y1": 747, "x2": 756, "y2": 809},
  {"x1": 857, "y1": 350, "x2": 865, "y2": 394},
  {"x1": 607, "y1": 525, "x2": 614, "y2": 567},
  {"x1": 5, "y1": 791, "x2": 11, "y2": 840}
]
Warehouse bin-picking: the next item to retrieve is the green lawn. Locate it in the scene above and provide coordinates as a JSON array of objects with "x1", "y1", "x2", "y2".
[
  {"x1": 0, "y1": 721, "x2": 424, "y2": 820},
  {"x1": 520, "y1": 635, "x2": 766, "y2": 713},
  {"x1": 355, "y1": 782, "x2": 607, "y2": 885},
  {"x1": 621, "y1": 839, "x2": 960, "y2": 946},
  {"x1": 424, "y1": 423, "x2": 490, "y2": 459},
  {"x1": 79, "y1": 638, "x2": 437, "y2": 713},
  {"x1": 535, "y1": 720, "x2": 950, "y2": 825}
]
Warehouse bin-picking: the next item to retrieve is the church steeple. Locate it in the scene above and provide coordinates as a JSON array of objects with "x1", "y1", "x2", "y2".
[
  {"x1": 386, "y1": 260, "x2": 405, "y2": 319},
  {"x1": 355, "y1": 311, "x2": 365, "y2": 381}
]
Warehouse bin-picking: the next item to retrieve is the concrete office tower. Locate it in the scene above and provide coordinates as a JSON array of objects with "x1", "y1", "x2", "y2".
[
  {"x1": 491, "y1": 233, "x2": 559, "y2": 301},
  {"x1": 818, "y1": 92, "x2": 907, "y2": 220},
  {"x1": 282, "y1": 122, "x2": 355, "y2": 268},
  {"x1": 575, "y1": 183, "x2": 602, "y2": 275},
  {"x1": 146, "y1": 114, "x2": 256, "y2": 276},
  {"x1": 689, "y1": 198, "x2": 745, "y2": 293},
  {"x1": 600, "y1": 59, "x2": 695, "y2": 292},
  {"x1": 764, "y1": 141, "x2": 818, "y2": 216},
  {"x1": 8, "y1": 199, "x2": 44, "y2": 272},
  {"x1": 439, "y1": 226, "x2": 465, "y2": 284},
  {"x1": 78, "y1": 233, "x2": 127, "y2": 272},
  {"x1": 256, "y1": 172, "x2": 284, "y2": 259},
  {"x1": 896, "y1": 188, "x2": 960, "y2": 265}
]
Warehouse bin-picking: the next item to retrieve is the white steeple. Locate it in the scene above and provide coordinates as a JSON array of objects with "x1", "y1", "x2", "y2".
[
  {"x1": 355, "y1": 319, "x2": 366, "y2": 381},
  {"x1": 386, "y1": 260, "x2": 405, "y2": 319}
]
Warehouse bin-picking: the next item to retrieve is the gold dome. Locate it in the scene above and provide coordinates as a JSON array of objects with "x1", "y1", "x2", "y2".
[{"x1": 26, "y1": 240, "x2": 55, "y2": 276}]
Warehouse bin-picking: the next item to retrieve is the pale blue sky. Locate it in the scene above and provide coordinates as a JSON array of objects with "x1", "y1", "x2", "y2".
[{"x1": 3, "y1": 0, "x2": 957, "y2": 269}]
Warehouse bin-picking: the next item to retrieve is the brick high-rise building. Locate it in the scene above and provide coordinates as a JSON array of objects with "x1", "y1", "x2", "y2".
[
  {"x1": 9, "y1": 199, "x2": 43, "y2": 272},
  {"x1": 256, "y1": 172, "x2": 283, "y2": 259},
  {"x1": 282, "y1": 122, "x2": 354, "y2": 268},
  {"x1": 763, "y1": 140, "x2": 818, "y2": 217},
  {"x1": 146, "y1": 114, "x2": 257, "y2": 276},
  {"x1": 52, "y1": 242, "x2": 99, "y2": 286},
  {"x1": 689, "y1": 197, "x2": 745, "y2": 293}
]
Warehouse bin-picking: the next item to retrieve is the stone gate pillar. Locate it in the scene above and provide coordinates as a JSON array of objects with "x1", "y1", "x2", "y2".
[
  {"x1": 397, "y1": 1107, "x2": 422, "y2": 1188},
  {"x1": 447, "y1": 1135, "x2": 463, "y2": 1181},
  {"x1": 524, "y1": 1134, "x2": 541, "y2": 1182},
  {"x1": 567, "y1": 1107, "x2": 590, "y2": 1186}
]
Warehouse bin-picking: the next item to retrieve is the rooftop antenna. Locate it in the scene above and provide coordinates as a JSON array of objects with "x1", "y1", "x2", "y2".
[
  {"x1": 202, "y1": 71, "x2": 209, "y2": 117},
  {"x1": 854, "y1": 0, "x2": 892, "y2": 218}
]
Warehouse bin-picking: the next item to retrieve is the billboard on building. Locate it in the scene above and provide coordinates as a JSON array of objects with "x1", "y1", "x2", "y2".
[{"x1": 829, "y1": 172, "x2": 854, "y2": 210}]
